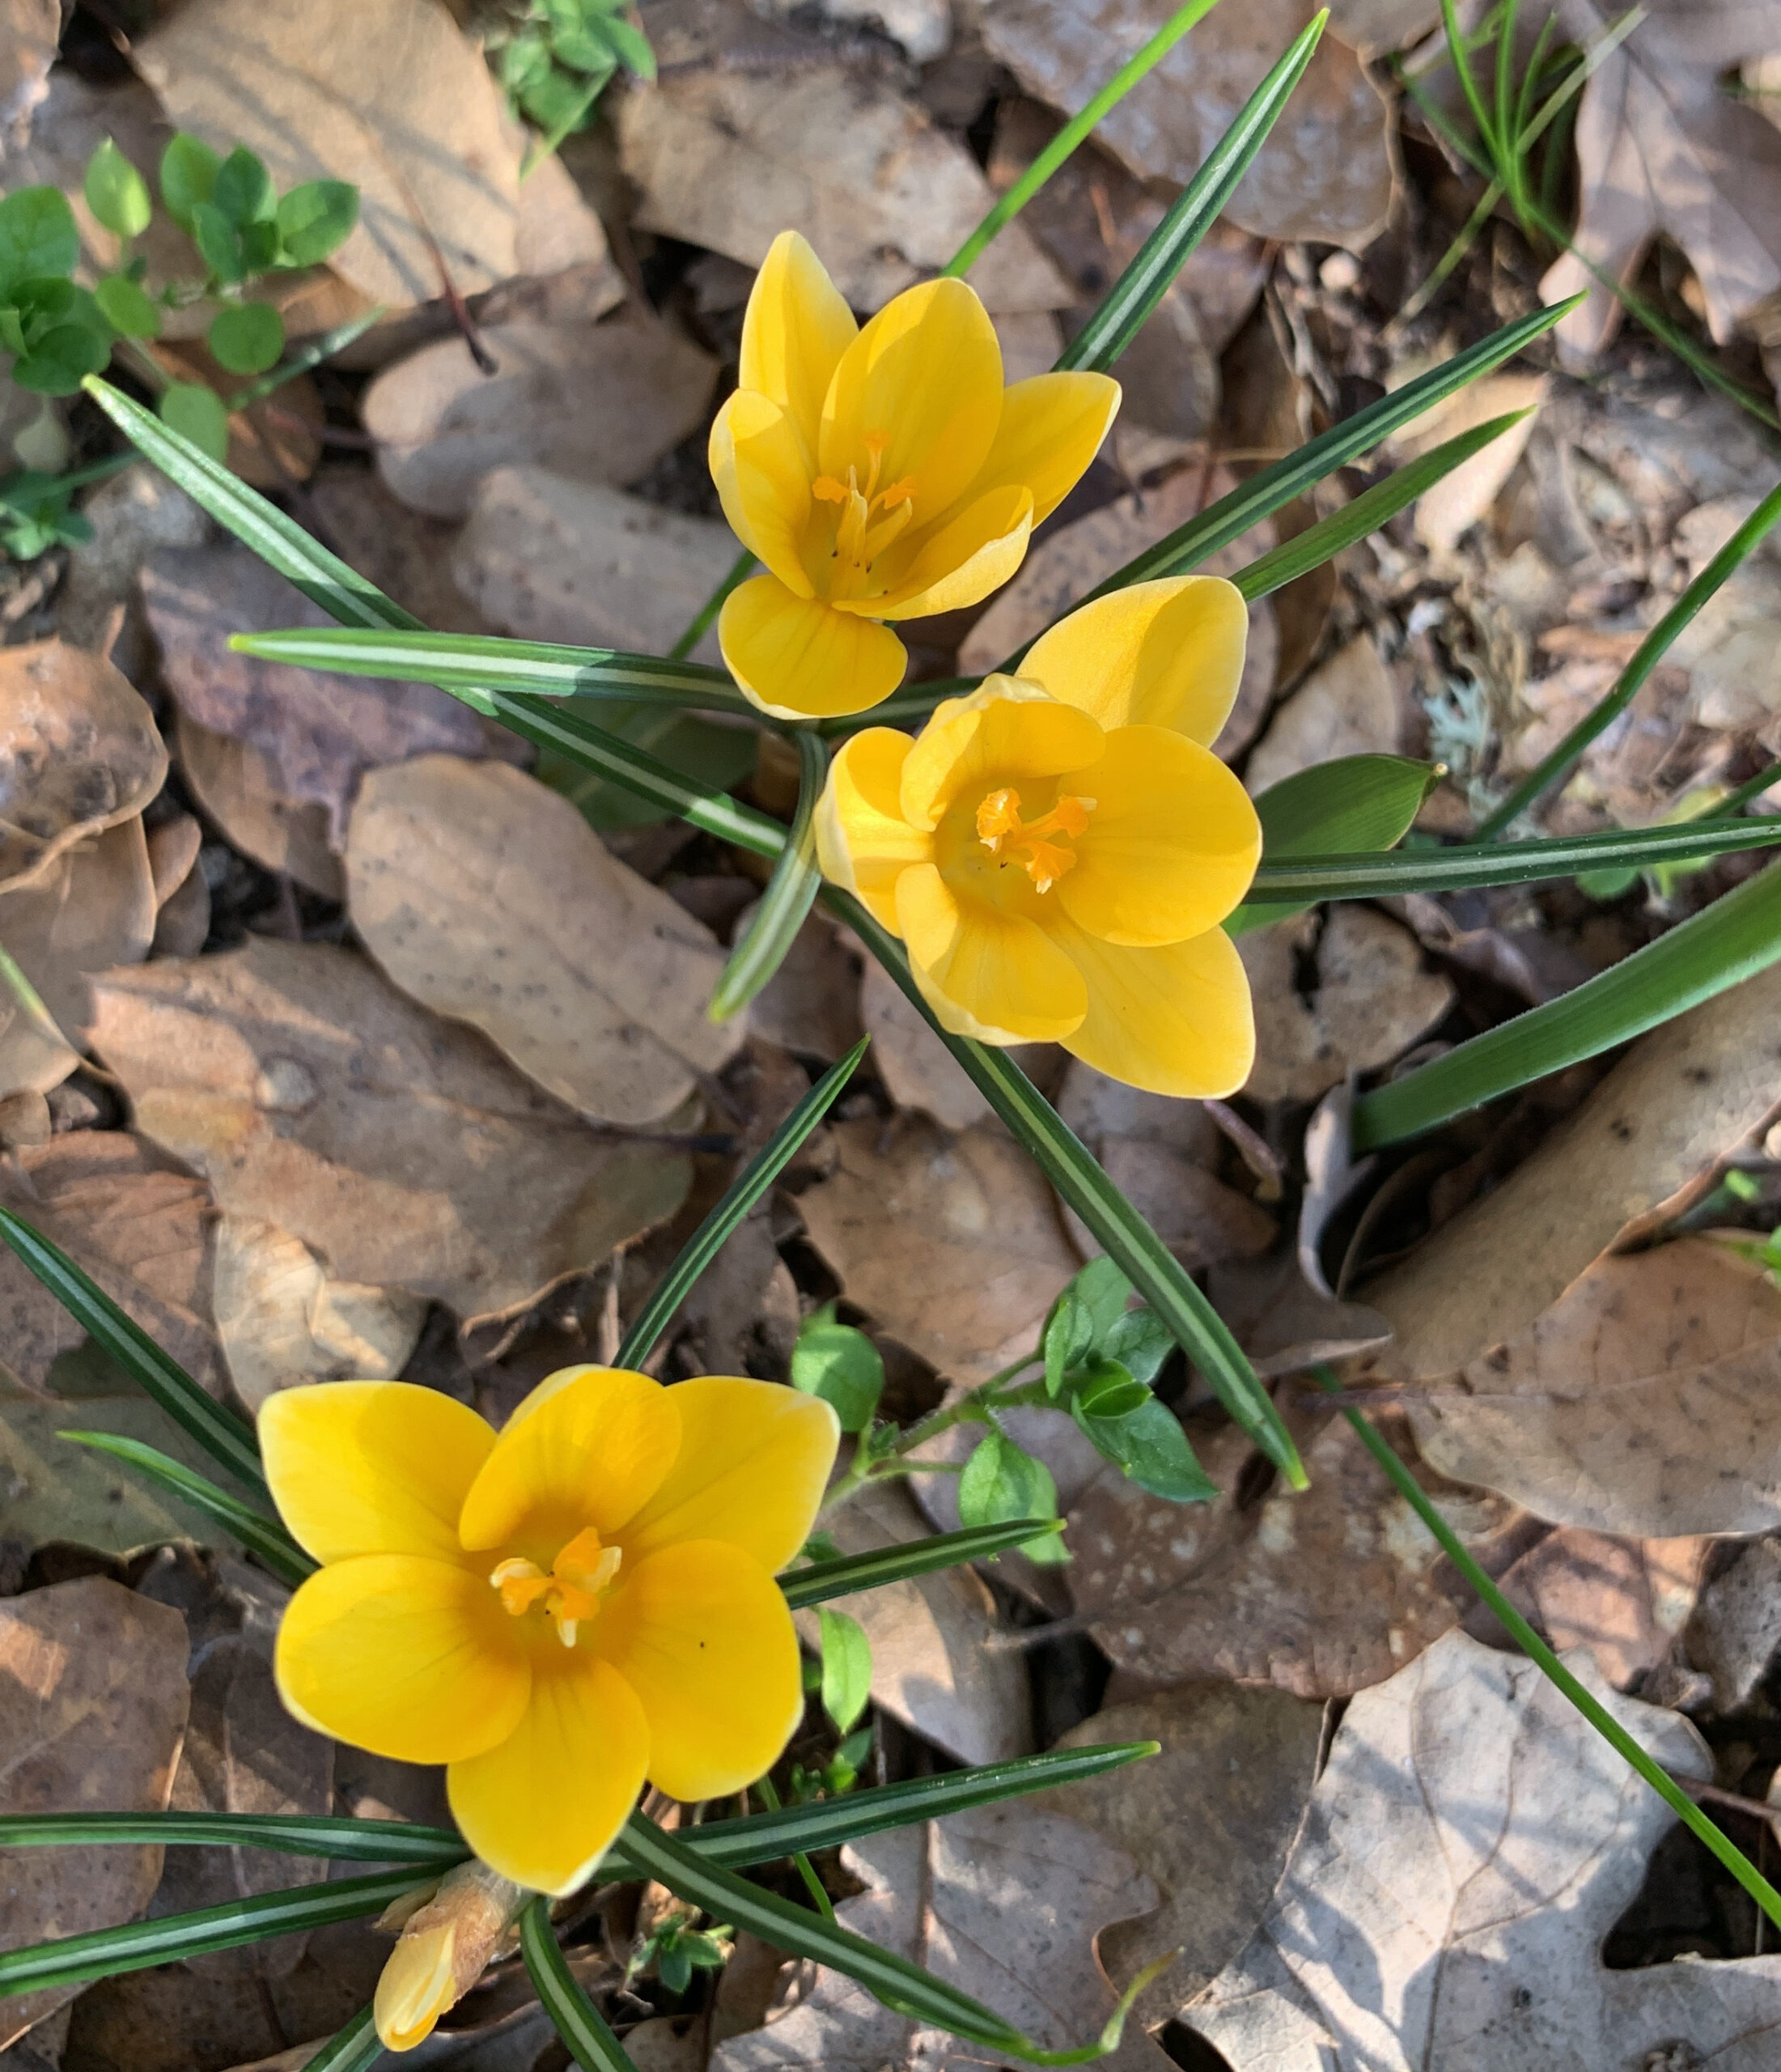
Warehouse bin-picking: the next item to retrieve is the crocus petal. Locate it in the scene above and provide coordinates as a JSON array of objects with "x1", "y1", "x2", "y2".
[
  {"x1": 819, "y1": 277, "x2": 1003, "y2": 519},
  {"x1": 814, "y1": 726, "x2": 932, "y2": 930},
  {"x1": 621, "y1": 1378, "x2": 839, "y2": 1572},
  {"x1": 1020, "y1": 577, "x2": 1249, "y2": 745},
  {"x1": 896, "y1": 863, "x2": 1087, "y2": 1043},
  {"x1": 592, "y1": 1541, "x2": 803, "y2": 1802},
  {"x1": 275, "y1": 1555, "x2": 530, "y2": 1764},
  {"x1": 459, "y1": 1366, "x2": 679, "y2": 1552},
  {"x1": 1048, "y1": 915, "x2": 1256, "y2": 1097},
  {"x1": 719, "y1": 572, "x2": 907, "y2": 721},
  {"x1": 447, "y1": 1654, "x2": 649, "y2": 1896},
  {"x1": 708, "y1": 391, "x2": 816, "y2": 600},
  {"x1": 858, "y1": 485, "x2": 1033, "y2": 621},
  {"x1": 898, "y1": 681, "x2": 1104, "y2": 832},
  {"x1": 739, "y1": 231, "x2": 858, "y2": 466},
  {"x1": 260, "y1": 1382, "x2": 494, "y2": 1565},
  {"x1": 960, "y1": 372, "x2": 1119, "y2": 526},
  {"x1": 1060, "y1": 726, "x2": 1262, "y2": 946}
]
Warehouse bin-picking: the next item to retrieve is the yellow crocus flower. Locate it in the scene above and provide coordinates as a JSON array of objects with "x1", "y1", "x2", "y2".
[
  {"x1": 262, "y1": 1369, "x2": 839, "y2": 1917},
  {"x1": 710, "y1": 231, "x2": 1120, "y2": 720},
  {"x1": 815, "y1": 577, "x2": 1262, "y2": 1096}
]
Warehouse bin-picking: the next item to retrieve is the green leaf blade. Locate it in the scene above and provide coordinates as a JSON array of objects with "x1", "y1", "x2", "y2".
[
  {"x1": 522, "y1": 1900, "x2": 638, "y2": 2072},
  {"x1": 709, "y1": 728, "x2": 826, "y2": 1021},
  {"x1": 780, "y1": 1518, "x2": 1066, "y2": 1607},
  {"x1": 61, "y1": 1432, "x2": 312, "y2": 1584}
]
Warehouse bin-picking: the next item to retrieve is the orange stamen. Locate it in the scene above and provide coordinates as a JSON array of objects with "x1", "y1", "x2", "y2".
[
  {"x1": 490, "y1": 1527, "x2": 623, "y2": 1647},
  {"x1": 975, "y1": 787, "x2": 1096, "y2": 893}
]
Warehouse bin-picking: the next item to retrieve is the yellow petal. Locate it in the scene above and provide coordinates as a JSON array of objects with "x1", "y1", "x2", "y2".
[
  {"x1": 963, "y1": 372, "x2": 1119, "y2": 526},
  {"x1": 1049, "y1": 916, "x2": 1256, "y2": 1097},
  {"x1": 459, "y1": 1366, "x2": 680, "y2": 1553},
  {"x1": 814, "y1": 725, "x2": 932, "y2": 932},
  {"x1": 621, "y1": 1378, "x2": 839, "y2": 1572},
  {"x1": 819, "y1": 277, "x2": 1003, "y2": 520},
  {"x1": 739, "y1": 231, "x2": 858, "y2": 465},
  {"x1": 719, "y1": 572, "x2": 907, "y2": 721},
  {"x1": 592, "y1": 1541, "x2": 803, "y2": 1802},
  {"x1": 375, "y1": 1923, "x2": 458, "y2": 2052},
  {"x1": 260, "y1": 1382, "x2": 495, "y2": 1565},
  {"x1": 897, "y1": 863, "x2": 1087, "y2": 1043},
  {"x1": 448, "y1": 1654, "x2": 649, "y2": 1896},
  {"x1": 860, "y1": 485, "x2": 1033, "y2": 621},
  {"x1": 898, "y1": 681, "x2": 1103, "y2": 833},
  {"x1": 1060, "y1": 726, "x2": 1261, "y2": 946},
  {"x1": 708, "y1": 391, "x2": 816, "y2": 600},
  {"x1": 274, "y1": 1555, "x2": 530, "y2": 1764},
  {"x1": 1021, "y1": 577, "x2": 1249, "y2": 745}
]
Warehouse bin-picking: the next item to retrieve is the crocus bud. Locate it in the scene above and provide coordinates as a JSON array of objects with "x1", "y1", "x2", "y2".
[{"x1": 374, "y1": 1860, "x2": 527, "y2": 2052}]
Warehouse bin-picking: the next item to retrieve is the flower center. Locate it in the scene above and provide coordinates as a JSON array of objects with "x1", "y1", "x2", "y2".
[
  {"x1": 490, "y1": 1526, "x2": 621, "y2": 1649},
  {"x1": 975, "y1": 786, "x2": 1096, "y2": 894},
  {"x1": 812, "y1": 431, "x2": 915, "y2": 597}
]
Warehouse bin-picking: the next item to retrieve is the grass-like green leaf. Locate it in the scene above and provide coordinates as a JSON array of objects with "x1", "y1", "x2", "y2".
[
  {"x1": 828, "y1": 891, "x2": 1304, "y2": 1488},
  {"x1": 521, "y1": 1899, "x2": 638, "y2": 2072},
  {"x1": 1228, "y1": 410, "x2": 1533, "y2": 602},
  {"x1": 620, "y1": 1814, "x2": 1032, "y2": 2052},
  {"x1": 228, "y1": 626, "x2": 746, "y2": 713},
  {"x1": 1057, "y1": 11, "x2": 1325, "y2": 372},
  {"x1": 1351, "y1": 860, "x2": 1781, "y2": 1150},
  {"x1": 1314, "y1": 1367, "x2": 1781, "y2": 1934},
  {"x1": 0, "y1": 1811, "x2": 465, "y2": 1863},
  {"x1": 708, "y1": 729, "x2": 828, "y2": 1021},
  {"x1": 0, "y1": 1208, "x2": 267, "y2": 1497},
  {"x1": 61, "y1": 1433, "x2": 312, "y2": 1585},
  {"x1": 299, "y1": 2007, "x2": 383, "y2": 2072},
  {"x1": 779, "y1": 1517, "x2": 1066, "y2": 1607},
  {"x1": 0, "y1": 1870, "x2": 423, "y2": 1997},
  {"x1": 1478, "y1": 478, "x2": 1781, "y2": 836},
  {"x1": 616, "y1": 1038, "x2": 869, "y2": 1369}
]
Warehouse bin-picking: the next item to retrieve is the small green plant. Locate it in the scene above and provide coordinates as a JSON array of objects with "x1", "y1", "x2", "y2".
[
  {"x1": 628, "y1": 1910, "x2": 734, "y2": 1997},
  {"x1": 488, "y1": 0, "x2": 656, "y2": 172},
  {"x1": 0, "y1": 135, "x2": 357, "y2": 467}
]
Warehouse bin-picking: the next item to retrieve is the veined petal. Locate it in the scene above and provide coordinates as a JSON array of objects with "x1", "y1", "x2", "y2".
[
  {"x1": 459, "y1": 1366, "x2": 679, "y2": 1552},
  {"x1": 719, "y1": 574, "x2": 906, "y2": 721},
  {"x1": 275, "y1": 1555, "x2": 530, "y2": 1764},
  {"x1": 960, "y1": 372, "x2": 1119, "y2": 527},
  {"x1": 1050, "y1": 916, "x2": 1255, "y2": 1097},
  {"x1": 739, "y1": 231, "x2": 858, "y2": 466},
  {"x1": 859, "y1": 485, "x2": 1033, "y2": 622},
  {"x1": 1061, "y1": 726, "x2": 1261, "y2": 945},
  {"x1": 1021, "y1": 578, "x2": 1249, "y2": 745},
  {"x1": 260, "y1": 1382, "x2": 494, "y2": 1565},
  {"x1": 592, "y1": 1541, "x2": 802, "y2": 1802},
  {"x1": 899, "y1": 681, "x2": 1103, "y2": 832},
  {"x1": 897, "y1": 863, "x2": 1087, "y2": 1043},
  {"x1": 708, "y1": 391, "x2": 816, "y2": 600},
  {"x1": 621, "y1": 1378, "x2": 839, "y2": 1572},
  {"x1": 448, "y1": 1654, "x2": 648, "y2": 1896},
  {"x1": 819, "y1": 278, "x2": 1003, "y2": 520},
  {"x1": 814, "y1": 725, "x2": 932, "y2": 931}
]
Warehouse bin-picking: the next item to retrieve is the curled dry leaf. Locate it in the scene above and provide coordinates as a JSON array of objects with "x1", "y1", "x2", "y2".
[
  {"x1": 1394, "y1": 372, "x2": 1546, "y2": 554},
  {"x1": 796, "y1": 1116, "x2": 1079, "y2": 1384},
  {"x1": 0, "y1": 1132, "x2": 223, "y2": 1399},
  {"x1": 137, "y1": 0, "x2": 563, "y2": 309},
  {"x1": 363, "y1": 314, "x2": 720, "y2": 521},
  {"x1": 1406, "y1": 1238, "x2": 1781, "y2": 1538},
  {"x1": 0, "y1": 639, "x2": 166, "y2": 892},
  {"x1": 1051, "y1": 1686, "x2": 1324, "y2": 2023},
  {"x1": 617, "y1": 66, "x2": 1070, "y2": 313},
  {"x1": 710, "y1": 1798, "x2": 1162, "y2": 2072},
  {"x1": 1068, "y1": 1411, "x2": 1520, "y2": 1697},
  {"x1": 213, "y1": 1216, "x2": 425, "y2": 1415},
  {"x1": 144, "y1": 547, "x2": 490, "y2": 848},
  {"x1": 347, "y1": 757, "x2": 744, "y2": 1128},
  {"x1": 0, "y1": 1578, "x2": 191, "y2": 2053},
  {"x1": 87, "y1": 938, "x2": 692, "y2": 1326},
  {"x1": 175, "y1": 712, "x2": 342, "y2": 904},
  {"x1": 1239, "y1": 905, "x2": 1456, "y2": 1105},
  {"x1": 1361, "y1": 955, "x2": 1781, "y2": 1381},
  {"x1": 801, "y1": 1481, "x2": 1033, "y2": 1768},
  {"x1": 1243, "y1": 632, "x2": 1402, "y2": 793},
  {"x1": 978, "y1": 0, "x2": 1397, "y2": 249},
  {"x1": 453, "y1": 466, "x2": 737, "y2": 666},
  {"x1": 1183, "y1": 1629, "x2": 1781, "y2": 2071}
]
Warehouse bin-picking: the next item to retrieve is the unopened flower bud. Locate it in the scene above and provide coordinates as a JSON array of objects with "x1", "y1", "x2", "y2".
[{"x1": 374, "y1": 1860, "x2": 527, "y2": 2052}]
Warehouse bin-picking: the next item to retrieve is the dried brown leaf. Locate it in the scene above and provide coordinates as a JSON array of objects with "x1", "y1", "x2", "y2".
[
  {"x1": 1244, "y1": 631, "x2": 1402, "y2": 792},
  {"x1": 88, "y1": 938, "x2": 691, "y2": 1325},
  {"x1": 1479, "y1": 1526, "x2": 1709, "y2": 1691},
  {"x1": 175, "y1": 712, "x2": 344, "y2": 903},
  {"x1": 859, "y1": 960, "x2": 992, "y2": 1132}
]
